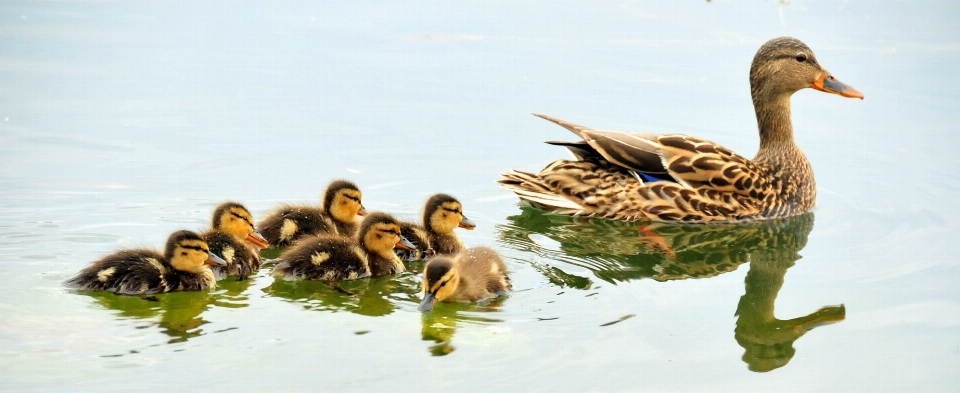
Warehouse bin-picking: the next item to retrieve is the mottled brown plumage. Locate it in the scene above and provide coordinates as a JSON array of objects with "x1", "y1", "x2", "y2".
[
  {"x1": 64, "y1": 230, "x2": 226, "y2": 295},
  {"x1": 395, "y1": 194, "x2": 476, "y2": 261},
  {"x1": 257, "y1": 180, "x2": 366, "y2": 247},
  {"x1": 270, "y1": 235, "x2": 370, "y2": 281},
  {"x1": 499, "y1": 37, "x2": 863, "y2": 222},
  {"x1": 418, "y1": 246, "x2": 510, "y2": 312},
  {"x1": 202, "y1": 202, "x2": 268, "y2": 280},
  {"x1": 396, "y1": 221, "x2": 433, "y2": 262},
  {"x1": 271, "y1": 212, "x2": 414, "y2": 281}
]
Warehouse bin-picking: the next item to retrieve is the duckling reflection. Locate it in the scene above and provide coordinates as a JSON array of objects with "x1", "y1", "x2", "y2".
[
  {"x1": 263, "y1": 274, "x2": 421, "y2": 317},
  {"x1": 419, "y1": 298, "x2": 508, "y2": 356},
  {"x1": 499, "y1": 208, "x2": 845, "y2": 371},
  {"x1": 421, "y1": 308, "x2": 458, "y2": 356},
  {"x1": 79, "y1": 278, "x2": 251, "y2": 344}
]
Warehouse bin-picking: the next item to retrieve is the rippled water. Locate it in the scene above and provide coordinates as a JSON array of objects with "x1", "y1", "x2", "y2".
[{"x1": 2, "y1": 1, "x2": 959, "y2": 391}]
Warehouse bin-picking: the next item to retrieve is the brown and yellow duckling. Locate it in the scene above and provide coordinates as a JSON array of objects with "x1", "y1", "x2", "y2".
[
  {"x1": 64, "y1": 230, "x2": 227, "y2": 295},
  {"x1": 499, "y1": 37, "x2": 863, "y2": 222},
  {"x1": 418, "y1": 246, "x2": 510, "y2": 312},
  {"x1": 257, "y1": 180, "x2": 366, "y2": 247},
  {"x1": 397, "y1": 194, "x2": 476, "y2": 261},
  {"x1": 201, "y1": 202, "x2": 269, "y2": 280},
  {"x1": 271, "y1": 212, "x2": 415, "y2": 281}
]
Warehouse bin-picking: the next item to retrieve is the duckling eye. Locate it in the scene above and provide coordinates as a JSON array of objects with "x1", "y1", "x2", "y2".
[
  {"x1": 795, "y1": 53, "x2": 807, "y2": 62},
  {"x1": 440, "y1": 281, "x2": 446, "y2": 287},
  {"x1": 230, "y1": 212, "x2": 252, "y2": 225}
]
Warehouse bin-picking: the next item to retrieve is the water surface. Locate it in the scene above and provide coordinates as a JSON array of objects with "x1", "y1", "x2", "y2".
[{"x1": 2, "y1": 1, "x2": 959, "y2": 391}]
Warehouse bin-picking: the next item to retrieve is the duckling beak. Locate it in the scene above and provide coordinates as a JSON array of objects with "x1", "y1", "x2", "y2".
[
  {"x1": 396, "y1": 235, "x2": 416, "y2": 250},
  {"x1": 205, "y1": 252, "x2": 227, "y2": 266},
  {"x1": 418, "y1": 292, "x2": 437, "y2": 312},
  {"x1": 458, "y1": 216, "x2": 476, "y2": 230},
  {"x1": 357, "y1": 205, "x2": 367, "y2": 217},
  {"x1": 246, "y1": 230, "x2": 270, "y2": 249},
  {"x1": 812, "y1": 71, "x2": 864, "y2": 99}
]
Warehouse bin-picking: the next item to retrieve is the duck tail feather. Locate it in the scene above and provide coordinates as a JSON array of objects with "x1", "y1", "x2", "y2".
[{"x1": 532, "y1": 113, "x2": 594, "y2": 139}]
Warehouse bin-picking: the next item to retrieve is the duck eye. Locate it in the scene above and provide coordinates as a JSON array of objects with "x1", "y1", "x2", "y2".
[
  {"x1": 440, "y1": 281, "x2": 446, "y2": 287},
  {"x1": 795, "y1": 53, "x2": 807, "y2": 62}
]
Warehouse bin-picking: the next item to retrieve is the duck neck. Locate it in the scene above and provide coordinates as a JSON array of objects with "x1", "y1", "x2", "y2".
[
  {"x1": 374, "y1": 248, "x2": 405, "y2": 271},
  {"x1": 752, "y1": 92, "x2": 799, "y2": 163}
]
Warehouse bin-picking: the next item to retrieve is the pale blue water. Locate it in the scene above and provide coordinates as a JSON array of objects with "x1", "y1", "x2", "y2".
[{"x1": 2, "y1": 1, "x2": 959, "y2": 391}]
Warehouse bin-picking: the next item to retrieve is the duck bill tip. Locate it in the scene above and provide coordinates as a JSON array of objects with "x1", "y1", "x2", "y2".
[
  {"x1": 246, "y1": 231, "x2": 270, "y2": 249},
  {"x1": 458, "y1": 217, "x2": 476, "y2": 230},
  {"x1": 205, "y1": 252, "x2": 227, "y2": 266},
  {"x1": 395, "y1": 237, "x2": 415, "y2": 251},
  {"x1": 812, "y1": 71, "x2": 864, "y2": 99},
  {"x1": 418, "y1": 293, "x2": 437, "y2": 312}
]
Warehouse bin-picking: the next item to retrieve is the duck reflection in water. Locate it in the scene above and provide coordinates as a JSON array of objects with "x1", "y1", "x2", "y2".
[
  {"x1": 420, "y1": 299, "x2": 507, "y2": 356},
  {"x1": 498, "y1": 207, "x2": 844, "y2": 371},
  {"x1": 81, "y1": 277, "x2": 252, "y2": 344},
  {"x1": 263, "y1": 274, "x2": 421, "y2": 317},
  {"x1": 736, "y1": 255, "x2": 845, "y2": 372}
]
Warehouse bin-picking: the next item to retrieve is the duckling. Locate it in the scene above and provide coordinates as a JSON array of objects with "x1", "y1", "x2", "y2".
[
  {"x1": 418, "y1": 246, "x2": 510, "y2": 312},
  {"x1": 257, "y1": 180, "x2": 366, "y2": 247},
  {"x1": 64, "y1": 230, "x2": 227, "y2": 295},
  {"x1": 396, "y1": 194, "x2": 475, "y2": 261},
  {"x1": 359, "y1": 213, "x2": 417, "y2": 277},
  {"x1": 272, "y1": 212, "x2": 415, "y2": 281},
  {"x1": 201, "y1": 202, "x2": 270, "y2": 280},
  {"x1": 396, "y1": 221, "x2": 433, "y2": 262}
]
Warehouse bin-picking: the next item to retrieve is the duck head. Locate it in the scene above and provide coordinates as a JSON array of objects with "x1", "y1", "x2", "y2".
[
  {"x1": 358, "y1": 212, "x2": 415, "y2": 255},
  {"x1": 424, "y1": 194, "x2": 475, "y2": 235},
  {"x1": 323, "y1": 180, "x2": 366, "y2": 224},
  {"x1": 750, "y1": 36, "x2": 863, "y2": 100},
  {"x1": 165, "y1": 230, "x2": 226, "y2": 274},
  {"x1": 418, "y1": 256, "x2": 460, "y2": 312},
  {"x1": 211, "y1": 202, "x2": 269, "y2": 249}
]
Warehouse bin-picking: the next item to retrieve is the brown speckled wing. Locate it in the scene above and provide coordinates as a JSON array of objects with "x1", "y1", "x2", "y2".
[
  {"x1": 497, "y1": 114, "x2": 803, "y2": 222},
  {"x1": 656, "y1": 134, "x2": 769, "y2": 197}
]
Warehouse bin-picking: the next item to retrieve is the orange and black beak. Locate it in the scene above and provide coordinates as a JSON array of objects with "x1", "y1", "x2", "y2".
[
  {"x1": 458, "y1": 216, "x2": 476, "y2": 230},
  {"x1": 357, "y1": 205, "x2": 367, "y2": 217},
  {"x1": 395, "y1": 235, "x2": 415, "y2": 250},
  {"x1": 205, "y1": 252, "x2": 227, "y2": 266},
  {"x1": 812, "y1": 71, "x2": 864, "y2": 99},
  {"x1": 246, "y1": 229, "x2": 270, "y2": 249}
]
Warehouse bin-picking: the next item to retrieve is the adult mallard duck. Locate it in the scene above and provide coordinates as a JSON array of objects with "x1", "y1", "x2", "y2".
[
  {"x1": 418, "y1": 246, "x2": 510, "y2": 312},
  {"x1": 257, "y1": 180, "x2": 367, "y2": 247},
  {"x1": 202, "y1": 202, "x2": 269, "y2": 280},
  {"x1": 64, "y1": 230, "x2": 227, "y2": 295},
  {"x1": 271, "y1": 212, "x2": 415, "y2": 281},
  {"x1": 499, "y1": 37, "x2": 863, "y2": 222}
]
